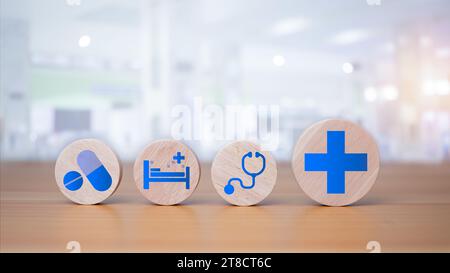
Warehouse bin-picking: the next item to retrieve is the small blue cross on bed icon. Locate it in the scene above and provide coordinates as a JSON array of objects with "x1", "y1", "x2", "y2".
[
  {"x1": 173, "y1": 152, "x2": 185, "y2": 164},
  {"x1": 304, "y1": 131, "x2": 368, "y2": 194}
]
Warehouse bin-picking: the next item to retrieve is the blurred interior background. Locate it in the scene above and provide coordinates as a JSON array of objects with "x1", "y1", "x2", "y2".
[{"x1": 1, "y1": 0, "x2": 449, "y2": 163}]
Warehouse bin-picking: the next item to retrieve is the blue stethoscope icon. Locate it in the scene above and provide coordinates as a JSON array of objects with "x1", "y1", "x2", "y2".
[{"x1": 224, "y1": 151, "x2": 266, "y2": 195}]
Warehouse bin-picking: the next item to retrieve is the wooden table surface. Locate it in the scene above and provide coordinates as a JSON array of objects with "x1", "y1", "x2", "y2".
[{"x1": 1, "y1": 162, "x2": 450, "y2": 252}]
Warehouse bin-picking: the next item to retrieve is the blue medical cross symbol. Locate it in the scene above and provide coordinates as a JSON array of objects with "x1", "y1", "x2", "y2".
[
  {"x1": 304, "y1": 131, "x2": 368, "y2": 194},
  {"x1": 173, "y1": 152, "x2": 185, "y2": 164}
]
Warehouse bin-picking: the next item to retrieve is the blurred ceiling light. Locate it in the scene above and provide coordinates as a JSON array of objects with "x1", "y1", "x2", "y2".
[
  {"x1": 364, "y1": 87, "x2": 377, "y2": 102},
  {"x1": 342, "y1": 62, "x2": 354, "y2": 74},
  {"x1": 422, "y1": 80, "x2": 434, "y2": 96},
  {"x1": 423, "y1": 79, "x2": 449, "y2": 96},
  {"x1": 272, "y1": 55, "x2": 286, "y2": 67},
  {"x1": 436, "y1": 48, "x2": 450, "y2": 59},
  {"x1": 381, "y1": 85, "x2": 399, "y2": 101},
  {"x1": 78, "y1": 35, "x2": 91, "y2": 48},
  {"x1": 436, "y1": 80, "x2": 450, "y2": 95},
  {"x1": 331, "y1": 29, "x2": 369, "y2": 45},
  {"x1": 269, "y1": 17, "x2": 308, "y2": 36},
  {"x1": 66, "y1": 0, "x2": 81, "y2": 6}
]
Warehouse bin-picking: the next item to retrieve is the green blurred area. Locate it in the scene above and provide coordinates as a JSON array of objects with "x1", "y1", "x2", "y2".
[{"x1": 30, "y1": 68, "x2": 140, "y2": 108}]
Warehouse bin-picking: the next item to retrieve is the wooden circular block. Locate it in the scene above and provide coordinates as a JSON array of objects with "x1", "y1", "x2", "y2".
[
  {"x1": 211, "y1": 141, "x2": 277, "y2": 206},
  {"x1": 133, "y1": 139, "x2": 201, "y2": 205},
  {"x1": 55, "y1": 139, "x2": 122, "y2": 205},
  {"x1": 292, "y1": 119, "x2": 380, "y2": 206}
]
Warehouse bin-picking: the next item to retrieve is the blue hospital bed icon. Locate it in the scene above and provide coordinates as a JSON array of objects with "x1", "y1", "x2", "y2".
[{"x1": 143, "y1": 160, "x2": 190, "y2": 190}]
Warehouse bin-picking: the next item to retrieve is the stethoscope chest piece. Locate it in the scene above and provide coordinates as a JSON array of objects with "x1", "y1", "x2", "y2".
[{"x1": 211, "y1": 141, "x2": 277, "y2": 206}]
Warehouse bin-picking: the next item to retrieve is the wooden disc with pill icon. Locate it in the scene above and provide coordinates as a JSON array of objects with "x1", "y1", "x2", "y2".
[
  {"x1": 211, "y1": 141, "x2": 277, "y2": 206},
  {"x1": 133, "y1": 139, "x2": 201, "y2": 205},
  {"x1": 292, "y1": 119, "x2": 380, "y2": 206},
  {"x1": 55, "y1": 139, "x2": 122, "y2": 205}
]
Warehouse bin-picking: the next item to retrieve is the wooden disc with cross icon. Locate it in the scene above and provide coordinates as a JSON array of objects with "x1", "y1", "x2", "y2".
[
  {"x1": 211, "y1": 141, "x2": 278, "y2": 206},
  {"x1": 133, "y1": 139, "x2": 201, "y2": 205},
  {"x1": 292, "y1": 119, "x2": 380, "y2": 206}
]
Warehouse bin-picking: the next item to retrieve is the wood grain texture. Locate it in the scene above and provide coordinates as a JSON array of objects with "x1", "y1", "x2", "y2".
[
  {"x1": 211, "y1": 141, "x2": 277, "y2": 206},
  {"x1": 133, "y1": 139, "x2": 200, "y2": 205},
  {"x1": 54, "y1": 139, "x2": 121, "y2": 205},
  {"x1": 1, "y1": 162, "x2": 450, "y2": 252},
  {"x1": 292, "y1": 119, "x2": 380, "y2": 206}
]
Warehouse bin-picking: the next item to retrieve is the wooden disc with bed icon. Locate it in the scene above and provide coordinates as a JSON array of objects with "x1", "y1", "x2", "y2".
[{"x1": 133, "y1": 139, "x2": 201, "y2": 205}]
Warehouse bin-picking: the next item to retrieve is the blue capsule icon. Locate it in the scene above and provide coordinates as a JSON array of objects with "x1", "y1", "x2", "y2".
[{"x1": 63, "y1": 150, "x2": 112, "y2": 192}]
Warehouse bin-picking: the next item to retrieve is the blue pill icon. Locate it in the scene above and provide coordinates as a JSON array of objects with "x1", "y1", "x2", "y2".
[
  {"x1": 77, "y1": 150, "x2": 112, "y2": 192},
  {"x1": 63, "y1": 171, "x2": 83, "y2": 191}
]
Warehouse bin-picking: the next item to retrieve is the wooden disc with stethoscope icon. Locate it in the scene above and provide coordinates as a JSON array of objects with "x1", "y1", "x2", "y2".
[{"x1": 211, "y1": 141, "x2": 277, "y2": 206}]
